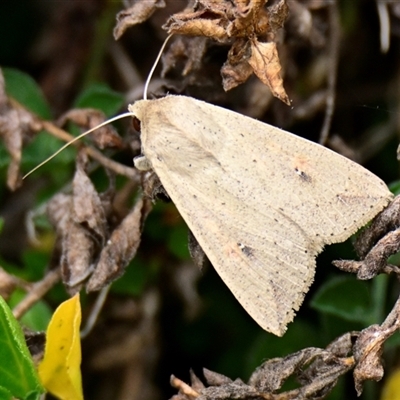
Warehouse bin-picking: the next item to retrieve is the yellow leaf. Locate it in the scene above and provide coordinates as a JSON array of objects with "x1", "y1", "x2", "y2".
[
  {"x1": 381, "y1": 368, "x2": 400, "y2": 400},
  {"x1": 38, "y1": 294, "x2": 83, "y2": 400}
]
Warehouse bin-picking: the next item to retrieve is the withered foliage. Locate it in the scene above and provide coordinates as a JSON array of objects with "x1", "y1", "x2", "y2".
[
  {"x1": 115, "y1": 0, "x2": 290, "y2": 103},
  {"x1": 171, "y1": 333, "x2": 356, "y2": 400},
  {"x1": 46, "y1": 152, "x2": 152, "y2": 294},
  {"x1": 0, "y1": 71, "x2": 41, "y2": 190}
]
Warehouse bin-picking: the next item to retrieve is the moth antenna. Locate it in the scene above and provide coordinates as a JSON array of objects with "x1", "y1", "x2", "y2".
[
  {"x1": 143, "y1": 34, "x2": 174, "y2": 101},
  {"x1": 23, "y1": 112, "x2": 133, "y2": 179},
  {"x1": 25, "y1": 34, "x2": 174, "y2": 179}
]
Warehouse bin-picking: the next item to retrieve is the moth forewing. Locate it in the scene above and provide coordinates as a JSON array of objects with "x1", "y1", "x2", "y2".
[{"x1": 129, "y1": 96, "x2": 393, "y2": 336}]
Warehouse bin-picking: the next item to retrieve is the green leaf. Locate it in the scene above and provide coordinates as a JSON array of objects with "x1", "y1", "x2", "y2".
[
  {"x1": 0, "y1": 295, "x2": 44, "y2": 399},
  {"x1": 111, "y1": 257, "x2": 154, "y2": 296},
  {"x1": 389, "y1": 180, "x2": 400, "y2": 196},
  {"x1": 310, "y1": 276, "x2": 371, "y2": 324},
  {"x1": 168, "y1": 224, "x2": 190, "y2": 260},
  {"x1": 2, "y1": 68, "x2": 52, "y2": 119},
  {"x1": 245, "y1": 320, "x2": 321, "y2": 376},
  {"x1": 0, "y1": 386, "x2": 12, "y2": 400},
  {"x1": 74, "y1": 83, "x2": 124, "y2": 117}
]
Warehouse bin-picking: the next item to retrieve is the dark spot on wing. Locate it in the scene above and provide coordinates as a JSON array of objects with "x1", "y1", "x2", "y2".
[
  {"x1": 237, "y1": 242, "x2": 253, "y2": 257},
  {"x1": 294, "y1": 167, "x2": 312, "y2": 183}
]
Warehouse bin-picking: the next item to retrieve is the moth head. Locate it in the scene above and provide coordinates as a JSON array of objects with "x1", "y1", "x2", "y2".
[{"x1": 128, "y1": 100, "x2": 150, "y2": 132}]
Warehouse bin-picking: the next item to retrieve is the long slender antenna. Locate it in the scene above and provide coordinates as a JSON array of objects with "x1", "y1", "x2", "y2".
[
  {"x1": 24, "y1": 35, "x2": 174, "y2": 179},
  {"x1": 23, "y1": 112, "x2": 133, "y2": 179},
  {"x1": 143, "y1": 34, "x2": 173, "y2": 100}
]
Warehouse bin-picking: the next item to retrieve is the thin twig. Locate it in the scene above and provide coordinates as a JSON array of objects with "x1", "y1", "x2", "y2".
[
  {"x1": 80, "y1": 285, "x2": 111, "y2": 339},
  {"x1": 40, "y1": 120, "x2": 139, "y2": 181},
  {"x1": 319, "y1": 0, "x2": 340, "y2": 145},
  {"x1": 376, "y1": 0, "x2": 390, "y2": 53},
  {"x1": 170, "y1": 375, "x2": 200, "y2": 398},
  {"x1": 8, "y1": 98, "x2": 139, "y2": 181},
  {"x1": 13, "y1": 267, "x2": 61, "y2": 319}
]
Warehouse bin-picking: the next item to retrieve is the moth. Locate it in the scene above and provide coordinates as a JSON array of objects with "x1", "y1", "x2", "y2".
[
  {"x1": 24, "y1": 55, "x2": 393, "y2": 335},
  {"x1": 129, "y1": 95, "x2": 393, "y2": 336}
]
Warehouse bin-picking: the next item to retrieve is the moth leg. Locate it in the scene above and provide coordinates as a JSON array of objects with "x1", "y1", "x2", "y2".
[{"x1": 134, "y1": 155, "x2": 153, "y2": 171}]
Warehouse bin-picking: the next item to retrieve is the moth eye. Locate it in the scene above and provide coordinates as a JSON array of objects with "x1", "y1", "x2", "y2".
[{"x1": 132, "y1": 116, "x2": 141, "y2": 132}]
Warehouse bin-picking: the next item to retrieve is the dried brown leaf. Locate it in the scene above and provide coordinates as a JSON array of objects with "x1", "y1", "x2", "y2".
[
  {"x1": 221, "y1": 61, "x2": 253, "y2": 91},
  {"x1": 47, "y1": 193, "x2": 72, "y2": 232},
  {"x1": 171, "y1": 337, "x2": 356, "y2": 399},
  {"x1": 267, "y1": 0, "x2": 289, "y2": 33},
  {"x1": 0, "y1": 70, "x2": 39, "y2": 190},
  {"x1": 203, "y1": 368, "x2": 232, "y2": 386},
  {"x1": 72, "y1": 154, "x2": 108, "y2": 241},
  {"x1": 163, "y1": 1, "x2": 289, "y2": 102},
  {"x1": 357, "y1": 228, "x2": 400, "y2": 280},
  {"x1": 353, "y1": 325, "x2": 386, "y2": 395},
  {"x1": 353, "y1": 296, "x2": 400, "y2": 395},
  {"x1": 48, "y1": 192, "x2": 93, "y2": 292},
  {"x1": 61, "y1": 219, "x2": 95, "y2": 293},
  {"x1": 249, "y1": 347, "x2": 325, "y2": 392},
  {"x1": 221, "y1": 39, "x2": 253, "y2": 90},
  {"x1": 355, "y1": 195, "x2": 400, "y2": 258},
  {"x1": 114, "y1": 0, "x2": 166, "y2": 39},
  {"x1": 248, "y1": 39, "x2": 289, "y2": 105},
  {"x1": 227, "y1": 0, "x2": 269, "y2": 38},
  {"x1": 164, "y1": 10, "x2": 227, "y2": 40},
  {"x1": 86, "y1": 195, "x2": 151, "y2": 291},
  {"x1": 161, "y1": 36, "x2": 209, "y2": 77},
  {"x1": 46, "y1": 160, "x2": 111, "y2": 293},
  {"x1": 333, "y1": 195, "x2": 400, "y2": 279}
]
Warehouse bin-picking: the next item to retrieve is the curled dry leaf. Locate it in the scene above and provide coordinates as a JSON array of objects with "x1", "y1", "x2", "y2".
[
  {"x1": 355, "y1": 195, "x2": 400, "y2": 258},
  {"x1": 47, "y1": 149, "x2": 152, "y2": 294},
  {"x1": 61, "y1": 221, "x2": 95, "y2": 293},
  {"x1": 248, "y1": 39, "x2": 289, "y2": 104},
  {"x1": 47, "y1": 155, "x2": 112, "y2": 293},
  {"x1": 47, "y1": 192, "x2": 94, "y2": 293},
  {"x1": 353, "y1": 325, "x2": 386, "y2": 396},
  {"x1": 59, "y1": 108, "x2": 124, "y2": 149},
  {"x1": 114, "y1": 0, "x2": 166, "y2": 39},
  {"x1": 72, "y1": 154, "x2": 108, "y2": 241},
  {"x1": 86, "y1": 195, "x2": 152, "y2": 292},
  {"x1": 0, "y1": 69, "x2": 40, "y2": 190},
  {"x1": 333, "y1": 195, "x2": 400, "y2": 279},
  {"x1": 162, "y1": 0, "x2": 290, "y2": 103},
  {"x1": 165, "y1": 8, "x2": 228, "y2": 40},
  {"x1": 353, "y1": 296, "x2": 400, "y2": 395},
  {"x1": 221, "y1": 39, "x2": 253, "y2": 91},
  {"x1": 161, "y1": 36, "x2": 209, "y2": 78},
  {"x1": 356, "y1": 229, "x2": 400, "y2": 280}
]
